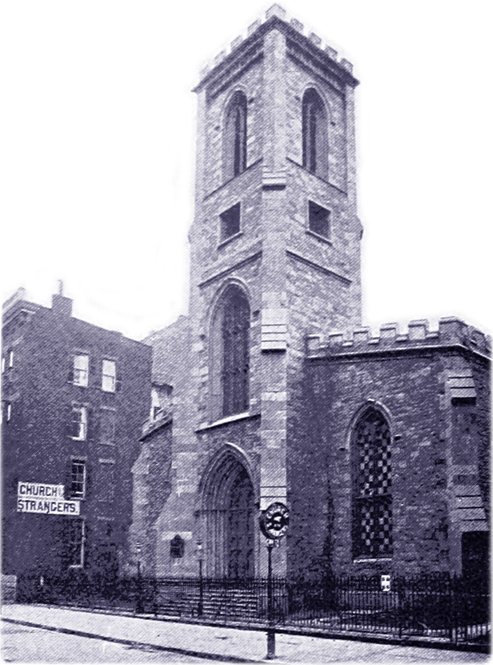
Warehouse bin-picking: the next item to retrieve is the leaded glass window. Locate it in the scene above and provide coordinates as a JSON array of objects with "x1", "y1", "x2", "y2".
[{"x1": 352, "y1": 408, "x2": 392, "y2": 558}]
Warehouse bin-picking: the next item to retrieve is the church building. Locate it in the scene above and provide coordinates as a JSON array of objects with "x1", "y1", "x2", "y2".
[{"x1": 129, "y1": 6, "x2": 490, "y2": 584}]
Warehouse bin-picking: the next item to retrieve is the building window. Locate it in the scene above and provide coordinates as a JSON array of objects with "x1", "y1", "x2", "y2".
[
  {"x1": 308, "y1": 200, "x2": 330, "y2": 239},
  {"x1": 223, "y1": 90, "x2": 247, "y2": 180},
  {"x1": 98, "y1": 460, "x2": 115, "y2": 502},
  {"x1": 102, "y1": 359, "x2": 116, "y2": 392},
  {"x1": 71, "y1": 406, "x2": 88, "y2": 441},
  {"x1": 302, "y1": 88, "x2": 328, "y2": 178},
  {"x1": 70, "y1": 459, "x2": 86, "y2": 499},
  {"x1": 352, "y1": 408, "x2": 392, "y2": 559},
  {"x1": 67, "y1": 518, "x2": 85, "y2": 567},
  {"x1": 73, "y1": 354, "x2": 89, "y2": 387},
  {"x1": 100, "y1": 409, "x2": 116, "y2": 445},
  {"x1": 3, "y1": 401, "x2": 12, "y2": 423},
  {"x1": 8, "y1": 349, "x2": 14, "y2": 368},
  {"x1": 220, "y1": 203, "x2": 241, "y2": 242},
  {"x1": 220, "y1": 286, "x2": 250, "y2": 418}
]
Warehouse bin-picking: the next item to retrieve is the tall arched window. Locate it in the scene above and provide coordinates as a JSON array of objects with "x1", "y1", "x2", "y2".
[
  {"x1": 210, "y1": 285, "x2": 250, "y2": 420},
  {"x1": 224, "y1": 91, "x2": 247, "y2": 180},
  {"x1": 302, "y1": 88, "x2": 328, "y2": 178},
  {"x1": 352, "y1": 408, "x2": 392, "y2": 558}
]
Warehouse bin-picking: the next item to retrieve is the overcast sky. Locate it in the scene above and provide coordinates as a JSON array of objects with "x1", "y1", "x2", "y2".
[{"x1": 2, "y1": 1, "x2": 491, "y2": 341}]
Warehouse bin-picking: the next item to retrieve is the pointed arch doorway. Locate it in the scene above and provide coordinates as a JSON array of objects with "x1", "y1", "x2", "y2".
[{"x1": 201, "y1": 447, "x2": 256, "y2": 578}]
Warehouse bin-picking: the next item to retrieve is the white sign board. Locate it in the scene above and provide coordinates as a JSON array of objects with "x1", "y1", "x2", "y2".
[
  {"x1": 17, "y1": 482, "x2": 80, "y2": 515},
  {"x1": 18, "y1": 482, "x2": 65, "y2": 499}
]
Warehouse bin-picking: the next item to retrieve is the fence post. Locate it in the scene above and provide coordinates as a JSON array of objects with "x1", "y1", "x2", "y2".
[
  {"x1": 266, "y1": 540, "x2": 276, "y2": 660},
  {"x1": 397, "y1": 577, "x2": 402, "y2": 640}
]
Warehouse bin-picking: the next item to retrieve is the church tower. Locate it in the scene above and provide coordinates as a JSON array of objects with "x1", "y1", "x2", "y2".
[{"x1": 143, "y1": 5, "x2": 362, "y2": 578}]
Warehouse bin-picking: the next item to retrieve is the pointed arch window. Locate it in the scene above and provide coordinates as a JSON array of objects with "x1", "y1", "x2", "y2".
[
  {"x1": 210, "y1": 285, "x2": 250, "y2": 420},
  {"x1": 302, "y1": 88, "x2": 328, "y2": 179},
  {"x1": 352, "y1": 408, "x2": 392, "y2": 558},
  {"x1": 221, "y1": 287, "x2": 250, "y2": 416},
  {"x1": 224, "y1": 91, "x2": 247, "y2": 180}
]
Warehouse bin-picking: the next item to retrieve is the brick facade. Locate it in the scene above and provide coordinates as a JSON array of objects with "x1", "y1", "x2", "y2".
[{"x1": 2, "y1": 289, "x2": 152, "y2": 585}]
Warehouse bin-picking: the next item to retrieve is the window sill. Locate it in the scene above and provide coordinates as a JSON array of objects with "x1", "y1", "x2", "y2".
[
  {"x1": 203, "y1": 158, "x2": 262, "y2": 201},
  {"x1": 196, "y1": 411, "x2": 259, "y2": 432},
  {"x1": 218, "y1": 231, "x2": 243, "y2": 249},
  {"x1": 353, "y1": 557, "x2": 392, "y2": 563},
  {"x1": 286, "y1": 158, "x2": 348, "y2": 194},
  {"x1": 306, "y1": 229, "x2": 332, "y2": 245}
]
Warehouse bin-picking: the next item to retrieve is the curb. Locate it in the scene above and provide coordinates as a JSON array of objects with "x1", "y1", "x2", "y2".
[
  {"x1": 1, "y1": 617, "x2": 258, "y2": 663},
  {"x1": 4, "y1": 604, "x2": 490, "y2": 656}
]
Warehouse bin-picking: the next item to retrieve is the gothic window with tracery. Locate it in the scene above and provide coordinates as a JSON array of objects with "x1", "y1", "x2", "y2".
[
  {"x1": 302, "y1": 88, "x2": 328, "y2": 178},
  {"x1": 224, "y1": 91, "x2": 247, "y2": 180},
  {"x1": 352, "y1": 408, "x2": 392, "y2": 558},
  {"x1": 221, "y1": 287, "x2": 250, "y2": 417}
]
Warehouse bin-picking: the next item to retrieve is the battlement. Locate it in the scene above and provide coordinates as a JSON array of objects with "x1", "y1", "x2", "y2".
[
  {"x1": 306, "y1": 317, "x2": 491, "y2": 359},
  {"x1": 198, "y1": 4, "x2": 353, "y2": 83}
]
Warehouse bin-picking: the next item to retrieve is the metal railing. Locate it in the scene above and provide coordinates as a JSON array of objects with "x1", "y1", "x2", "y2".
[{"x1": 16, "y1": 572, "x2": 489, "y2": 647}]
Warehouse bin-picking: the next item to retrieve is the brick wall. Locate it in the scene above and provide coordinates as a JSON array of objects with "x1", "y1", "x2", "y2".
[{"x1": 2, "y1": 298, "x2": 152, "y2": 578}]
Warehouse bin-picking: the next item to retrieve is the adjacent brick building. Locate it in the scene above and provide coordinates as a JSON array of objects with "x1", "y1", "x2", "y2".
[
  {"x1": 129, "y1": 6, "x2": 490, "y2": 584},
  {"x1": 2, "y1": 287, "x2": 152, "y2": 590}
]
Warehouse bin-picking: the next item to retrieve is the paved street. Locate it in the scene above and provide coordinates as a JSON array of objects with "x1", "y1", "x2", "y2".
[
  {"x1": 1, "y1": 604, "x2": 489, "y2": 663},
  {"x1": 2, "y1": 621, "x2": 206, "y2": 662}
]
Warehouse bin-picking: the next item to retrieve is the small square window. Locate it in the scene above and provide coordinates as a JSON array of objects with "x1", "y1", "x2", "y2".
[
  {"x1": 308, "y1": 200, "x2": 330, "y2": 238},
  {"x1": 102, "y1": 360, "x2": 116, "y2": 393},
  {"x1": 220, "y1": 203, "x2": 241, "y2": 242},
  {"x1": 73, "y1": 354, "x2": 89, "y2": 387},
  {"x1": 71, "y1": 406, "x2": 87, "y2": 440},
  {"x1": 70, "y1": 460, "x2": 86, "y2": 499}
]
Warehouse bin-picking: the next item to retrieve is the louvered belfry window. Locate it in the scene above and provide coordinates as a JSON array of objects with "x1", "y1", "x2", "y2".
[
  {"x1": 352, "y1": 408, "x2": 392, "y2": 558},
  {"x1": 224, "y1": 91, "x2": 247, "y2": 180},
  {"x1": 302, "y1": 88, "x2": 328, "y2": 178},
  {"x1": 221, "y1": 288, "x2": 250, "y2": 417}
]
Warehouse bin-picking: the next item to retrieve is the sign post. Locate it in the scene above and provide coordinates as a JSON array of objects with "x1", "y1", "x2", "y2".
[{"x1": 260, "y1": 502, "x2": 290, "y2": 660}]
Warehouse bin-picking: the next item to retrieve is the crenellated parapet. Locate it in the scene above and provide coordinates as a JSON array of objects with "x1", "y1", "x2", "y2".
[
  {"x1": 306, "y1": 317, "x2": 491, "y2": 358},
  {"x1": 197, "y1": 4, "x2": 354, "y2": 85}
]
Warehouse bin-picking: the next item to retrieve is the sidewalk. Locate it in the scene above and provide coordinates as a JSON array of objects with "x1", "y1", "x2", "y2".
[{"x1": 1, "y1": 603, "x2": 488, "y2": 663}]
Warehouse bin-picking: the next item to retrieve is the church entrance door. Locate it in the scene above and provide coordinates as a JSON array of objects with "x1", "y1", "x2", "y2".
[
  {"x1": 227, "y1": 468, "x2": 254, "y2": 578},
  {"x1": 202, "y1": 449, "x2": 255, "y2": 578}
]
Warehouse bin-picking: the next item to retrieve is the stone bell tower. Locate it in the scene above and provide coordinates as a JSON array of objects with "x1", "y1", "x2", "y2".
[{"x1": 145, "y1": 5, "x2": 362, "y2": 578}]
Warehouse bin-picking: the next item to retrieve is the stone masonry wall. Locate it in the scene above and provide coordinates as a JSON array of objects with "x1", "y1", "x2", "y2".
[{"x1": 288, "y1": 320, "x2": 490, "y2": 580}]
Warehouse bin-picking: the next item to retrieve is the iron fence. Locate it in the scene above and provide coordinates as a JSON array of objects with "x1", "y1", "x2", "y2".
[{"x1": 16, "y1": 572, "x2": 489, "y2": 647}]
